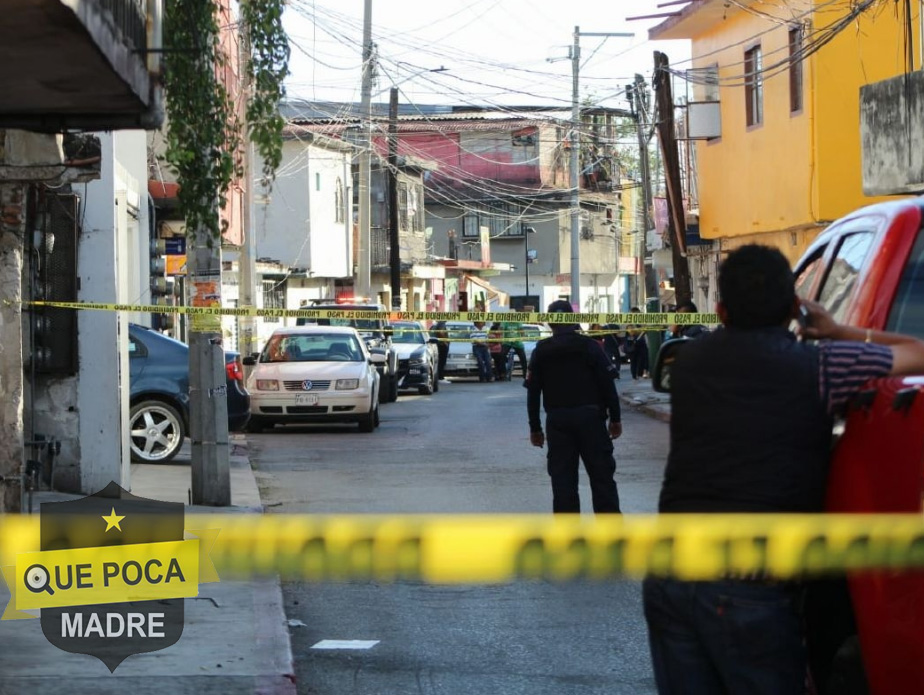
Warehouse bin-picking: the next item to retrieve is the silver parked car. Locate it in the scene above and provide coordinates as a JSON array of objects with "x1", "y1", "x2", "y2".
[{"x1": 441, "y1": 321, "x2": 479, "y2": 378}]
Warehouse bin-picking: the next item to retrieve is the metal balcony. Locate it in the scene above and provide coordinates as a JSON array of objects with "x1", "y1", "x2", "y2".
[{"x1": 0, "y1": 0, "x2": 163, "y2": 132}]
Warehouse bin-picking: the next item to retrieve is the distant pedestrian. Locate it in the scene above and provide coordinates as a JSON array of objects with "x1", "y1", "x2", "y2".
[
  {"x1": 670, "y1": 300, "x2": 709, "y2": 340},
  {"x1": 471, "y1": 321, "x2": 493, "y2": 382},
  {"x1": 628, "y1": 308, "x2": 649, "y2": 379},
  {"x1": 502, "y1": 321, "x2": 528, "y2": 380},
  {"x1": 602, "y1": 324, "x2": 623, "y2": 379},
  {"x1": 588, "y1": 323, "x2": 606, "y2": 350},
  {"x1": 488, "y1": 322, "x2": 507, "y2": 380},
  {"x1": 526, "y1": 300, "x2": 623, "y2": 514},
  {"x1": 432, "y1": 321, "x2": 450, "y2": 381}
]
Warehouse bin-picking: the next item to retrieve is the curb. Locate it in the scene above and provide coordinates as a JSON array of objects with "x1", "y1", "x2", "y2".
[
  {"x1": 253, "y1": 578, "x2": 298, "y2": 695},
  {"x1": 638, "y1": 404, "x2": 671, "y2": 423},
  {"x1": 620, "y1": 394, "x2": 671, "y2": 424},
  {"x1": 238, "y1": 434, "x2": 298, "y2": 695}
]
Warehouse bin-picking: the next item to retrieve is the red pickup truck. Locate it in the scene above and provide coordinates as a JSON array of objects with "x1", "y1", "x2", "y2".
[{"x1": 791, "y1": 198, "x2": 924, "y2": 695}]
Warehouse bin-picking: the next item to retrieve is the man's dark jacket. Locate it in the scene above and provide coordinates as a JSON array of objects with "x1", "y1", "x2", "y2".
[{"x1": 660, "y1": 326, "x2": 832, "y2": 513}]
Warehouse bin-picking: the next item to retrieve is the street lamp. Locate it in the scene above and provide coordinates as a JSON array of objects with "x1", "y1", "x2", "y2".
[
  {"x1": 524, "y1": 226, "x2": 537, "y2": 306},
  {"x1": 375, "y1": 64, "x2": 449, "y2": 98}
]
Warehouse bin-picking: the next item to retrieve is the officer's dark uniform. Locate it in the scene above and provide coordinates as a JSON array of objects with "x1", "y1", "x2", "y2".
[{"x1": 526, "y1": 312, "x2": 622, "y2": 514}]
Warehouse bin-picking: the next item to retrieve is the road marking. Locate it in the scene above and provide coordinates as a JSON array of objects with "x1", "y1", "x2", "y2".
[{"x1": 311, "y1": 640, "x2": 380, "y2": 650}]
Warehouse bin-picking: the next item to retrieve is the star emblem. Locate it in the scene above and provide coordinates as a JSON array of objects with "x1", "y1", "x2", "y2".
[{"x1": 102, "y1": 507, "x2": 126, "y2": 533}]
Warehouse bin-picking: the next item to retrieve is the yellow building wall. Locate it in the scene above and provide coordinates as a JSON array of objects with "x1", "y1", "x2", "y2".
[
  {"x1": 618, "y1": 180, "x2": 641, "y2": 259},
  {"x1": 691, "y1": 0, "x2": 914, "y2": 257},
  {"x1": 812, "y1": 0, "x2": 915, "y2": 220},
  {"x1": 693, "y1": 13, "x2": 814, "y2": 244}
]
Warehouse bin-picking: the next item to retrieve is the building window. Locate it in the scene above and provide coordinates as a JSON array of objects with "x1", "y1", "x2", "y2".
[
  {"x1": 335, "y1": 177, "x2": 344, "y2": 223},
  {"x1": 789, "y1": 26, "x2": 804, "y2": 113},
  {"x1": 744, "y1": 45, "x2": 763, "y2": 127},
  {"x1": 463, "y1": 214, "x2": 480, "y2": 238},
  {"x1": 409, "y1": 185, "x2": 423, "y2": 233},
  {"x1": 315, "y1": 173, "x2": 321, "y2": 191},
  {"x1": 398, "y1": 181, "x2": 409, "y2": 232},
  {"x1": 262, "y1": 279, "x2": 285, "y2": 324},
  {"x1": 463, "y1": 204, "x2": 525, "y2": 239}
]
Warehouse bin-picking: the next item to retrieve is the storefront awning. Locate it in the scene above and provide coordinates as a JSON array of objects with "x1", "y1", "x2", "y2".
[{"x1": 464, "y1": 274, "x2": 509, "y2": 309}]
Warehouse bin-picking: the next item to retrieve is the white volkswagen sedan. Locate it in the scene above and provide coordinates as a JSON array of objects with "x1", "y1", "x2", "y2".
[{"x1": 243, "y1": 326, "x2": 381, "y2": 433}]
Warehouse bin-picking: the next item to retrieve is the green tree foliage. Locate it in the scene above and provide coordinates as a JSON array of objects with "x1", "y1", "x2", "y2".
[
  {"x1": 163, "y1": 0, "x2": 289, "y2": 243},
  {"x1": 241, "y1": 0, "x2": 290, "y2": 182}
]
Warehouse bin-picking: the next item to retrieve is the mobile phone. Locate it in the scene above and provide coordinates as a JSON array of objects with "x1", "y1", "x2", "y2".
[{"x1": 798, "y1": 304, "x2": 811, "y2": 330}]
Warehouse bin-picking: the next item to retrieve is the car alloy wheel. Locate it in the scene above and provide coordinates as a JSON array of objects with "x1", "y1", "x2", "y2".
[
  {"x1": 129, "y1": 400, "x2": 184, "y2": 463},
  {"x1": 418, "y1": 367, "x2": 434, "y2": 395}
]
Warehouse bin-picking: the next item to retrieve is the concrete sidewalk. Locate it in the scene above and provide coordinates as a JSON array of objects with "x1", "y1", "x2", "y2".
[
  {"x1": 0, "y1": 435, "x2": 297, "y2": 695},
  {"x1": 616, "y1": 376, "x2": 671, "y2": 423}
]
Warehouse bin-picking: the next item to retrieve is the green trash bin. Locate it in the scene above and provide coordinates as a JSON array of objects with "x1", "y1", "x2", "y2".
[
  {"x1": 645, "y1": 298, "x2": 664, "y2": 375},
  {"x1": 646, "y1": 328, "x2": 664, "y2": 376}
]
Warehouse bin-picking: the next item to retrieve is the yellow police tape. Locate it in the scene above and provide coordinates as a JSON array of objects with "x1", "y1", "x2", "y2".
[
  {"x1": 13, "y1": 300, "x2": 719, "y2": 327},
  {"x1": 3, "y1": 514, "x2": 923, "y2": 583}
]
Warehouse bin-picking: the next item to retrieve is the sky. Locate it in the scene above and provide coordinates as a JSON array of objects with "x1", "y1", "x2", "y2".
[{"x1": 281, "y1": 0, "x2": 693, "y2": 110}]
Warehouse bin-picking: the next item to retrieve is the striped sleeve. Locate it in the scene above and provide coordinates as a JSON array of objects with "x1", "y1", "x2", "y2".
[{"x1": 818, "y1": 341, "x2": 893, "y2": 414}]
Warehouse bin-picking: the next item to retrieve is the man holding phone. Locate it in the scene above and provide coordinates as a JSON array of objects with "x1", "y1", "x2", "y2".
[{"x1": 643, "y1": 245, "x2": 924, "y2": 695}]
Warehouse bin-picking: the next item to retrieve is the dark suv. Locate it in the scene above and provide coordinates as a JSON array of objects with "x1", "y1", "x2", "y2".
[{"x1": 296, "y1": 302, "x2": 399, "y2": 403}]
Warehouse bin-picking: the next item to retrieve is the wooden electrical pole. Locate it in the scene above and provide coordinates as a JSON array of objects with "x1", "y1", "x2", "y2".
[
  {"x1": 628, "y1": 73, "x2": 654, "y2": 308},
  {"x1": 652, "y1": 51, "x2": 692, "y2": 309}
]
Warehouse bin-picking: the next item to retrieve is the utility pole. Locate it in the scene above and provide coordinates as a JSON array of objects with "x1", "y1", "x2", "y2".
[
  {"x1": 388, "y1": 87, "x2": 401, "y2": 310},
  {"x1": 240, "y1": 144, "x2": 257, "y2": 358},
  {"x1": 524, "y1": 236, "x2": 530, "y2": 301},
  {"x1": 239, "y1": 6, "x2": 257, "y2": 361},
  {"x1": 185, "y1": 2, "x2": 239, "y2": 506},
  {"x1": 652, "y1": 51, "x2": 692, "y2": 308},
  {"x1": 568, "y1": 28, "x2": 635, "y2": 309},
  {"x1": 188, "y1": 187, "x2": 230, "y2": 505},
  {"x1": 627, "y1": 74, "x2": 654, "y2": 309},
  {"x1": 357, "y1": 0, "x2": 373, "y2": 297},
  {"x1": 569, "y1": 25, "x2": 581, "y2": 308}
]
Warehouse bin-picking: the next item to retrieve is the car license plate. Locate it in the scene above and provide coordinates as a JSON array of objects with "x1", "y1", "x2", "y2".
[{"x1": 295, "y1": 393, "x2": 319, "y2": 405}]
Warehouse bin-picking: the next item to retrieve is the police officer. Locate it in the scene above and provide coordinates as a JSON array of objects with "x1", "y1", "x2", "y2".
[{"x1": 526, "y1": 300, "x2": 623, "y2": 513}]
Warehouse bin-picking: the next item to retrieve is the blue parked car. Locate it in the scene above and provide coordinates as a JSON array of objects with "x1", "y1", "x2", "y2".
[{"x1": 128, "y1": 324, "x2": 251, "y2": 463}]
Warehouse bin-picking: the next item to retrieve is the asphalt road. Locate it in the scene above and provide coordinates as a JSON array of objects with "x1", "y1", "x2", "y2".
[{"x1": 248, "y1": 376, "x2": 670, "y2": 695}]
